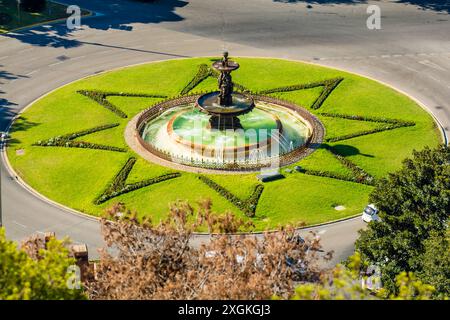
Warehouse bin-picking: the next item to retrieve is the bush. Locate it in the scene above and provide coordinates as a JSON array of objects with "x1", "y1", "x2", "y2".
[
  {"x1": 320, "y1": 113, "x2": 416, "y2": 143},
  {"x1": 198, "y1": 176, "x2": 263, "y2": 217},
  {"x1": 180, "y1": 64, "x2": 212, "y2": 95},
  {"x1": 33, "y1": 123, "x2": 126, "y2": 152},
  {"x1": 259, "y1": 78, "x2": 344, "y2": 110},
  {"x1": 95, "y1": 157, "x2": 181, "y2": 204},
  {"x1": 77, "y1": 90, "x2": 167, "y2": 119}
]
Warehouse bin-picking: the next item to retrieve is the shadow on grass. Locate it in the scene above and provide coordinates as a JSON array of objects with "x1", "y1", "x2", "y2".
[
  {"x1": 325, "y1": 143, "x2": 374, "y2": 158},
  {"x1": 1, "y1": 0, "x2": 189, "y2": 50},
  {"x1": 2, "y1": 116, "x2": 40, "y2": 149}
]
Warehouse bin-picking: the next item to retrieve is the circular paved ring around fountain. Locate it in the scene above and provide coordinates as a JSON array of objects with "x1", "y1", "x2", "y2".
[{"x1": 126, "y1": 93, "x2": 324, "y2": 173}]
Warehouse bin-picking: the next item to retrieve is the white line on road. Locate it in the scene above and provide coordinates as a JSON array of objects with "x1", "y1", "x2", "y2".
[
  {"x1": 25, "y1": 69, "x2": 40, "y2": 76},
  {"x1": 18, "y1": 48, "x2": 34, "y2": 54},
  {"x1": 93, "y1": 49, "x2": 115, "y2": 55},
  {"x1": 48, "y1": 61, "x2": 64, "y2": 67},
  {"x1": 0, "y1": 56, "x2": 9, "y2": 61},
  {"x1": 12, "y1": 220, "x2": 27, "y2": 229},
  {"x1": 317, "y1": 229, "x2": 327, "y2": 235},
  {"x1": 403, "y1": 65, "x2": 421, "y2": 74},
  {"x1": 70, "y1": 55, "x2": 86, "y2": 61},
  {"x1": 427, "y1": 74, "x2": 442, "y2": 82},
  {"x1": 418, "y1": 60, "x2": 447, "y2": 72}
]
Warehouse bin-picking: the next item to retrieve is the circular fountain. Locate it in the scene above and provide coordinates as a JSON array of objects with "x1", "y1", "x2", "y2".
[{"x1": 130, "y1": 53, "x2": 324, "y2": 172}]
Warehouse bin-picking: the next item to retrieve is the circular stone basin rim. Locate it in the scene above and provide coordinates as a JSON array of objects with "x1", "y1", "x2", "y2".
[{"x1": 196, "y1": 91, "x2": 255, "y2": 116}]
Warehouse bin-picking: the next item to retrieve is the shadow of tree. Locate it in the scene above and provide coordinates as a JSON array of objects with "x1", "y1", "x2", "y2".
[
  {"x1": 397, "y1": 0, "x2": 450, "y2": 14},
  {"x1": 273, "y1": 0, "x2": 365, "y2": 4},
  {"x1": 325, "y1": 143, "x2": 374, "y2": 158},
  {"x1": 3, "y1": 116, "x2": 40, "y2": 147},
  {"x1": 0, "y1": 65, "x2": 28, "y2": 132},
  {"x1": 1, "y1": 0, "x2": 189, "y2": 49}
]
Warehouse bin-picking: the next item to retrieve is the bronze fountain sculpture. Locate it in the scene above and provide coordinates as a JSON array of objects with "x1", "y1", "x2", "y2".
[{"x1": 196, "y1": 52, "x2": 255, "y2": 130}]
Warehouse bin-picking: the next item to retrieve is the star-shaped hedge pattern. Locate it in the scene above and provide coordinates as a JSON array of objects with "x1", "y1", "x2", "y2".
[{"x1": 32, "y1": 63, "x2": 416, "y2": 209}]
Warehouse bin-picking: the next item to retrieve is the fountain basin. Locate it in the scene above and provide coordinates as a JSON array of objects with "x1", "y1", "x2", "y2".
[
  {"x1": 129, "y1": 94, "x2": 324, "y2": 172},
  {"x1": 196, "y1": 91, "x2": 255, "y2": 116}
]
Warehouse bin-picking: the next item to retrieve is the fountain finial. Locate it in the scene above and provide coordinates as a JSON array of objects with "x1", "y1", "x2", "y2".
[{"x1": 222, "y1": 51, "x2": 229, "y2": 66}]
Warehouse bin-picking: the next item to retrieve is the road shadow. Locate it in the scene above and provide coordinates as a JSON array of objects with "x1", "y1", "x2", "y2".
[
  {"x1": 397, "y1": 1, "x2": 450, "y2": 14},
  {"x1": 325, "y1": 143, "x2": 374, "y2": 158},
  {"x1": 0, "y1": 65, "x2": 28, "y2": 131},
  {"x1": 1, "y1": 0, "x2": 189, "y2": 48},
  {"x1": 273, "y1": 0, "x2": 450, "y2": 13},
  {"x1": 273, "y1": 0, "x2": 366, "y2": 5}
]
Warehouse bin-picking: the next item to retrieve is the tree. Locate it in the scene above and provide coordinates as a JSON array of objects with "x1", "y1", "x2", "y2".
[
  {"x1": 355, "y1": 145, "x2": 450, "y2": 297},
  {"x1": 84, "y1": 200, "x2": 330, "y2": 299},
  {"x1": 20, "y1": 0, "x2": 46, "y2": 13},
  {"x1": 289, "y1": 253, "x2": 436, "y2": 300},
  {"x1": 418, "y1": 231, "x2": 450, "y2": 298},
  {"x1": 0, "y1": 228, "x2": 86, "y2": 299}
]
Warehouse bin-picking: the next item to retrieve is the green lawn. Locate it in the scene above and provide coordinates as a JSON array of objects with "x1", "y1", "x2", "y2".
[
  {"x1": 6, "y1": 57, "x2": 442, "y2": 230},
  {"x1": 0, "y1": 0, "x2": 89, "y2": 33}
]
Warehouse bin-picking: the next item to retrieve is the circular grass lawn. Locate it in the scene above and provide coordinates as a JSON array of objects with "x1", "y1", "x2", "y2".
[{"x1": 6, "y1": 58, "x2": 442, "y2": 230}]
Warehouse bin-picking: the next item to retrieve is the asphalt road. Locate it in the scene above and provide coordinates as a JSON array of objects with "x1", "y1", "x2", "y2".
[{"x1": 0, "y1": 0, "x2": 449, "y2": 266}]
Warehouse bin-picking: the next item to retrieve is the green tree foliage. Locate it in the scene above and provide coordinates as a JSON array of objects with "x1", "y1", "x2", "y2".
[
  {"x1": 289, "y1": 253, "x2": 436, "y2": 300},
  {"x1": 355, "y1": 146, "x2": 450, "y2": 297},
  {"x1": 417, "y1": 231, "x2": 450, "y2": 298},
  {"x1": 0, "y1": 228, "x2": 86, "y2": 300}
]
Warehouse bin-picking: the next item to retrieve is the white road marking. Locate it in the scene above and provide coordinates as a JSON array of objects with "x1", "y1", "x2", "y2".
[
  {"x1": 49, "y1": 61, "x2": 64, "y2": 67},
  {"x1": 71, "y1": 55, "x2": 86, "y2": 61},
  {"x1": 93, "y1": 49, "x2": 115, "y2": 55},
  {"x1": 403, "y1": 65, "x2": 421, "y2": 74},
  {"x1": 12, "y1": 220, "x2": 27, "y2": 229},
  {"x1": 318, "y1": 229, "x2": 327, "y2": 235},
  {"x1": 25, "y1": 69, "x2": 40, "y2": 76},
  {"x1": 418, "y1": 60, "x2": 447, "y2": 72},
  {"x1": 427, "y1": 74, "x2": 442, "y2": 82},
  {"x1": 19, "y1": 48, "x2": 34, "y2": 54},
  {"x1": 0, "y1": 55, "x2": 9, "y2": 60}
]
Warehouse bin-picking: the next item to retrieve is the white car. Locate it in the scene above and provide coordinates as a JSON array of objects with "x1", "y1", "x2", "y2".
[{"x1": 362, "y1": 204, "x2": 380, "y2": 223}]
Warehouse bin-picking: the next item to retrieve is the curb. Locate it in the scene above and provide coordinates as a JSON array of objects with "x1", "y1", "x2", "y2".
[{"x1": 5, "y1": 55, "x2": 442, "y2": 236}]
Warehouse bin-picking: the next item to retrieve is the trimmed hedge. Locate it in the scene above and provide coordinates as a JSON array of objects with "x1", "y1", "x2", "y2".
[
  {"x1": 180, "y1": 63, "x2": 250, "y2": 95},
  {"x1": 311, "y1": 78, "x2": 343, "y2": 110},
  {"x1": 180, "y1": 64, "x2": 212, "y2": 95},
  {"x1": 78, "y1": 90, "x2": 167, "y2": 118},
  {"x1": 319, "y1": 112, "x2": 416, "y2": 125},
  {"x1": 298, "y1": 168, "x2": 374, "y2": 186},
  {"x1": 33, "y1": 123, "x2": 126, "y2": 152},
  {"x1": 323, "y1": 145, "x2": 375, "y2": 185},
  {"x1": 198, "y1": 175, "x2": 264, "y2": 217},
  {"x1": 258, "y1": 77, "x2": 343, "y2": 110},
  {"x1": 319, "y1": 113, "x2": 416, "y2": 142},
  {"x1": 95, "y1": 157, "x2": 181, "y2": 204}
]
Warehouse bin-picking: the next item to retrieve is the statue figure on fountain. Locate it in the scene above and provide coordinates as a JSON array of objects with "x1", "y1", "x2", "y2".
[{"x1": 218, "y1": 71, "x2": 233, "y2": 106}]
